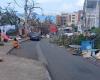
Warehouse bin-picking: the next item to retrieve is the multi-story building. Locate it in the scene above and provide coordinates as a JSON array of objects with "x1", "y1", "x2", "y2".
[
  {"x1": 69, "y1": 12, "x2": 79, "y2": 26},
  {"x1": 56, "y1": 10, "x2": 83, "y2": 27},
  {"x1": 61, "y1": 13, "x2": 69, "y2": 26},
  {"x1": 56, "y1": 15, "x2": 62, "y2": 26},
  {"x1": 83, "y1": 0, "x2": 100, "y2": 30},
  {"x1": 56, "y1": 13, "x2": 69, "y2": 26}
]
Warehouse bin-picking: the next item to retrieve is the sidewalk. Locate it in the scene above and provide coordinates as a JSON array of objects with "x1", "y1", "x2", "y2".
[{"x1": 0, "y1": 40, "x2": 50, "y2": 80}]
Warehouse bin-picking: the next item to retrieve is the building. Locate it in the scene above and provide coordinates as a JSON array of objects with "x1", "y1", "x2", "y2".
[
  {"x1": 77, "y1": 10, "x2": 83, "y2": 23},
  {"x1": 56, "y1": 11, "x2": 83, "y2": 27},
  {"x1": 56, "y1": 15, "x2": 62, "y2": 26},
  {"x1": 69, "y1": 12, "x2": 79, "y2": 26},
  {"x1": 61, "y1": 13, "x2": 69, "y2": 26},
  {"x1": 83, "y1": 0, "x2": 100, "y2": 30}
]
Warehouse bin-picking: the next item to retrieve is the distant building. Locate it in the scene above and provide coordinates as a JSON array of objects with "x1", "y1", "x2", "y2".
[
  {"x1": 56, "y1": 15, "x2": 62, "y2": 26},
  {"x1": 56, "y1": 11, "x2": 83, "y2": 27},
  {"x1": 61, "y1": 13, "x2": 69, "y2": 26},
  {"x1": 69, "y1": 12, "x2": 79, "y2": 26},
  {"x1": 83, "y1": 0, "x2": 100, "y2": 30}
]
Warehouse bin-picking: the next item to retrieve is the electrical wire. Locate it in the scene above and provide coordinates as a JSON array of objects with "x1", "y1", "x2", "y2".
[{"x1": 13, "y1": 0, "x2": 23, "y2": 8}]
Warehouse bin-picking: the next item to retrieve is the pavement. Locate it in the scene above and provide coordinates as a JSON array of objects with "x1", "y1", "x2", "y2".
[{"x1": 0, "y1": 39, "x2": 50, "y2": 80}]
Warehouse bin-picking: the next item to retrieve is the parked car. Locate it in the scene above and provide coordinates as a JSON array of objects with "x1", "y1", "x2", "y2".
[
  {"x1": 58, "y1": 27, "x2": 74, "y2": 36},
  {"x1": 29, "y1": 32, "x2": 41, "y2": 41},
  {"x1": 63, "y1": 27, "x2": 73, "y2": 36}
]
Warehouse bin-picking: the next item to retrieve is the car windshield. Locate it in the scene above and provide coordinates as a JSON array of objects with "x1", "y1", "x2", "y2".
[
  {"x1": 0, "y1": 0, "x2": 100, "y2": 80},
  {"x1": 64, "y1": 29, "x2": 72, "y2": 33}
]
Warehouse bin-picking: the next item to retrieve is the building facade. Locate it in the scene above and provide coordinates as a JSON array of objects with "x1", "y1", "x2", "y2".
[
  {"x1": 83, "y1": 0, "x2": 100, "y2": 30},
  {"x1": 69, "y1": 12, "x2": 79, "y2": 26},
  {"x1": 56, "y1": 11, "x2": 83, "y2": 27},
  {"x1": 56, "y1": 15, "x2": 62, "y2": 26},
  {"x1": 61, "y1": 13, "x2": 69, "y2": 26}
]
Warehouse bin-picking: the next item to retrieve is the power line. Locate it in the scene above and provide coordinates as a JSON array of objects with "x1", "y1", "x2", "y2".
[{"x1": 13, "y1": 0, "x2": 23, "y2": 8}]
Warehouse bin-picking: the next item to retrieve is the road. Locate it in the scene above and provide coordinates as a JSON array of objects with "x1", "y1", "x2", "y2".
[
  {"x1": 39, "y1": 39, "x2": 100, "y2": 80},
  {"x1": 9, "y1": 40, "x2": 38, "y2": 60},
  {"x1": 9, "y1": 39, "x2": 100, "y2": 80}
]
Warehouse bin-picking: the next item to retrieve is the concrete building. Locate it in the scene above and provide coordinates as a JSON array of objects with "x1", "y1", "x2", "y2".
[
  {"x1": 56, "y1": 15, "x2": 62, "y2": 26},
  {"x1": 69, "y1": 12, "x2": 79, "y2": 26},
  {"x1": 83, "y1": 0, "x2": 100, "y2": 30},
  {"x1": 56, "y1": 10, "x2": 83, "y2": 27},
  {"x1": 61, "y1": 13, "x2": 69, "y2": 26}
]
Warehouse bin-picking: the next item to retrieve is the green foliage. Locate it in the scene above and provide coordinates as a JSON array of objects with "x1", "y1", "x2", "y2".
[
  {"x1": 51, "y1": 35, "x2": 73, "y2": 47},
  {"x1": 91, "y1": 28, "x2": 100, "y2": 34},
  {"x1": 0, "y1": 12, "x2": 19, "y2": 26},
  {"x1": 94, "y1": 34, "x2": 100, "y2": 49},
  {"x1": 52, "y1": 32, "x2": 100, "y2": 49},
  {"x1": 72, "y1": 34, "x2": 86, "y2": 45},
  {"x1": 51, "y1": 34, "x2": 87, "y2": 47},
  {"x1": 91, "y1": 27, "x2": 96, "y2": 30},
  {"x1": 94, "y1": 41, "x2": 100, "y2": 49}
]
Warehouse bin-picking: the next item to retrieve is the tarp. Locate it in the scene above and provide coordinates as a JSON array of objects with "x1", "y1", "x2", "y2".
[{"x1": 50, "y1": 25, "x2": 57, "y2": 33}]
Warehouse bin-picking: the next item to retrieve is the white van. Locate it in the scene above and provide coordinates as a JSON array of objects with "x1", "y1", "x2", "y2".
[{"x1": 63, "y1": 27, "x2": 73, "y2": 36}]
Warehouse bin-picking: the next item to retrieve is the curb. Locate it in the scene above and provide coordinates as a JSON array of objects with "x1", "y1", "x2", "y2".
[{"x1": 36, "y1": 42, "x2": 51, "y2": 80}]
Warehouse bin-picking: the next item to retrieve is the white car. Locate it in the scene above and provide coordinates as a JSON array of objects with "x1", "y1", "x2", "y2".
[{"x1": 64, "y1": 32, "x2": 73, "y2": 36}]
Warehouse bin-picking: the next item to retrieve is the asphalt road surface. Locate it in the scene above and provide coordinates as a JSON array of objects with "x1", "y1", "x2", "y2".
[
  {"x1": 9, "y1": 39, "x2": 100, "y2": 80},
  {"x1": 9, "y1": 40, "x2": 38, "y2": 60},
  {"x1": 39, "y1": 39, "x2": 100, "y2": 80}
]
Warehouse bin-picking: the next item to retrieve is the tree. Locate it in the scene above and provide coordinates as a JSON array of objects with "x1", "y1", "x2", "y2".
[
  {"x1": 23, "y1": 0, "x2": 43, "y2": 35},
  {"x1": 71, "y1": 24, "x2": 77, "y2": 32}
]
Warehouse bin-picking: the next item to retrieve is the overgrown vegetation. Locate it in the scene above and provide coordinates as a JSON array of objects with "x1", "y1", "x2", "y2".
[{"x1": 51, "y1": 32, "x2": 100, "y2": 49}]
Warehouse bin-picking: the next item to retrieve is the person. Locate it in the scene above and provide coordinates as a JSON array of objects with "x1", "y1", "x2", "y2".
[{"x1": 12, "y1": 38, "x2": 20, "y2": 48}]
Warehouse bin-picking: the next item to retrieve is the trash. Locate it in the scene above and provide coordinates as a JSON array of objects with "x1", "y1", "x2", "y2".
[
  {"x1": 82, "y1": 50, "x2": 92, "y2": 58},
  {"x1": 80, "y1": 40, "x2": 94, "y2": 58},
  {"x1": 0, "y1": 57, "x2": 3, "y2": 62},
  {"x1": 95, "y1": 51, "x2": 100, "y2": 59}
]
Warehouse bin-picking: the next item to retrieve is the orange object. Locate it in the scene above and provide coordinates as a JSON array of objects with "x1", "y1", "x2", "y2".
[{"x1": 12, "y1": 40, "x2": 19, "y2": 48}]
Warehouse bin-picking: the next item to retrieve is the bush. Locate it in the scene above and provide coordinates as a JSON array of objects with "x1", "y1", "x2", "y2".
[
  {"x1": 94, "y1": 34, "x2": 100, "y2": 49},
  {"x1": 91, "y1": 28, "x2": 100, "y2": 34},
  {"x1": 72, "y1": 34, "x2": 86, "y2": 45},
  {"x1": 51, "y1": 35, "x2": 73, "y2": 47}
]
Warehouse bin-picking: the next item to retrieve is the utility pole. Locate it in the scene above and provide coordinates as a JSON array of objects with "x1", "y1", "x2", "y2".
[{"x1": 24, "y1": 0, "x2": 28, "y2": 36}]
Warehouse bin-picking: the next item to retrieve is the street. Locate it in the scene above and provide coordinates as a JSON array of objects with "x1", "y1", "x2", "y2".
[
  {"x1": 9, "y1": 39, "x2": 100, "y2": 80},
  {"x1": 39, "y1": 39, "x2": 100, "y2": 80},
  {"x1": 0, "y1": 0, "x2": 100, "y2": 80},
  {"x1": 9, "y1": 40, "x2": 38, "y2": 60}
]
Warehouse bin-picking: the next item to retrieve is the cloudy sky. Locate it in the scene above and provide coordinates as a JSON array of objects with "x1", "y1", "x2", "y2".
[{"x1": 0, "y1": 0, "x2": 85, "y2": 15}]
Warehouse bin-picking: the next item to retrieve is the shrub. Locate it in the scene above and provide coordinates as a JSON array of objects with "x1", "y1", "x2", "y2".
[{"x1": 72, "y1": 34, "x2": 86, "y2": 45}]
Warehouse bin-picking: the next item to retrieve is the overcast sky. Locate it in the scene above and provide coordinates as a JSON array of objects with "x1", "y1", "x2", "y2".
[{"x1": 0, "y1": 0, "x2": 85, "y2": 15}]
